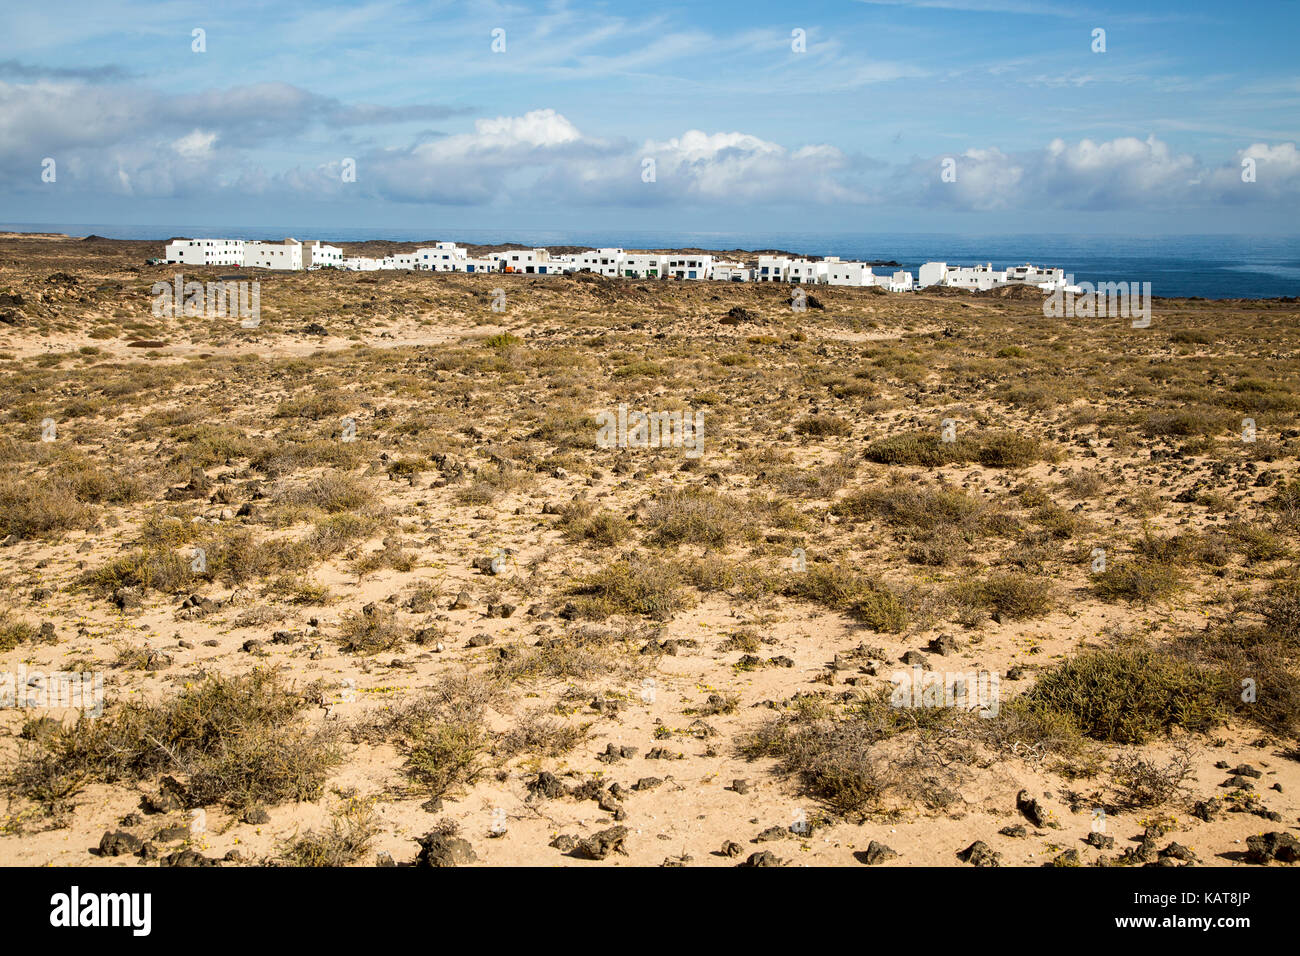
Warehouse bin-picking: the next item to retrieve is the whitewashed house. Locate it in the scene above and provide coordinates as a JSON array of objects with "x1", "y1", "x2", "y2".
[
  {"x1": 577, "y1": 248, "x2": 625, "y2": 276},
  {"x1": 666, "y1": 255, "x2": 713, "y2": 280},
  {"x1": 306, "y1": 242, "x2": 343, "y2": 269},
  {"x1": 496, "y1": 248, "x2": 558, "y2": 274},
  {"x1": 1006, "y1": 264, "x2": 1065, "y2": 287},
  {"x1": 389, "y1": 253, "x2": 419, "y2": 270},
  {"x1": 757, "y1": 255, "x2": 791, "y2": 282},
  {"x1": 622, "y1": 253, "x2": 666, "y2": 279},
  {"x1": 787, "y1": 258, "x2": 827, "y2": 284},
  {"x1": 944, "y1": 263, "x2": 1006, "y2": 291},
  {"x1": 246, "y1": 239, "x2": 303, "y2": 270},
  {"x1": 885, "y1": 270, "x2": 914, "y2": 293},
  {"x1": 918, "y1": 262, "x2": 948, "y2": 288},
  {"x1": 416, "y1": 242, "x2": 468, "y2": 272},
  {"x1": 341, "y1": 256, "x2": 382, "y2": 271},
  {"x1": 711, "y1": 261, "x2": 751, "y2": 282},
  {"x1": 825, "y1": 261, "x2": 875, "y2": 286},
  {"x1": 164, "y1": 239, "x2": 245, "y2": 267},
  {"x1": 463, "y1": 256, "x2": 497, "y2": 274}
]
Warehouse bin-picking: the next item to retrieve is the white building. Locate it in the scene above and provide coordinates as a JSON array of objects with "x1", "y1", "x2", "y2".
[
  {"x1": 622, "y1": 253, "x2": 666, "y2": 279},
  {"x1": 787, "y1": 258, "x2": 827, "y2": 284},
  {"x1": 919, "y1": 261, "x2": 1065, "y2": 292},
  {"x1": 577, "y1": 248, "x2": 625, "y2": 276},
  {"x1": 306, "y1": 242, "x2": 343, "y2": 269},
  {"x1": 666, "y1": 255, "x2": 713, "y2": 280},
  {"x1": 416, "y1": 242, "x2": 468, "y2": 272},
  {"x1": 496, "y1": 248, "x2": 559, "y2": 274},
  {"x1": 942, "y1": 263, "x2": 1006, "y2": 291},
  {"x1": 246, "y1": 239, "x2": 303, "y2": 270},
  {"x1": 1006, "y1": 264, "x2": 1066, "y2": 287},
  {"x1": 825, "y1": 260, "x2": 876, "y2": 287},
  {"x1": 756, "y1": 255, "x2": 791, "y2": 282},
  {"x1": 711, "y1": 261, "x2": 751, "y2": 282},
  {"x1": 885, "y1": 270, "x2": 914, "y2": 293},
  {"x1": 463, "y1": 257, "x2": 497, "y2": 274},
  {"x1": 918, "y1": 262, "x2": 948, "y2": 288},
  {"x1": 341, "y1": 256, "x2": 382, "y2": 271},
  {"x1": 164, "y1": 239, "x2": 245, "y2": 267}
]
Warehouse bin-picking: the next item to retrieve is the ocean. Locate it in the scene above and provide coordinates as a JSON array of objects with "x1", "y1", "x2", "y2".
[{"x1": 5, "y1": 225, "x2": 1298, "y2": 300}]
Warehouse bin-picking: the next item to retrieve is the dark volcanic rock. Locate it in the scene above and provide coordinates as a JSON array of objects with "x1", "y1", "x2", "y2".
[
  {"x1": 416, "y1": 833, "x2": 478, "y2": 867},
  {"x1": 1016, "y1": 790, "x2": 1050, "y2": 828},
  {"x1": 957, "y1": 841, "x2": 1002, "y2": 867},
  {"x1": 574, "y1": 826, "x2": 628, "y2": 860},
  {"x1": 858, "y1": 841, "x2": 899, "y2": 865},
  {"x1": 98, "y1": 830, "x2": 143, "y2": 857},
  {"x1": 1246, "y1": 831, "x2": 1300, "y2": 865}
]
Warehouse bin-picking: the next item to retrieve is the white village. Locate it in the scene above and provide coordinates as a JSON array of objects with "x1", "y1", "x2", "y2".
[{"x1": 162, "y1": 237, "x2": 1074, "y2": 293}]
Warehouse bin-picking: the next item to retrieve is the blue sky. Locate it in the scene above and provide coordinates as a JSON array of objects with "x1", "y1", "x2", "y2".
[{"x1": 2, "y1": 0, "x2": 1298, "y2": 234}]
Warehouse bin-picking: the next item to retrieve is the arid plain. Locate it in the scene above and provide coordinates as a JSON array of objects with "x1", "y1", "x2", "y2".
[{"x1": 1, "y1": 235, "x2": 1298, "y2": 867}]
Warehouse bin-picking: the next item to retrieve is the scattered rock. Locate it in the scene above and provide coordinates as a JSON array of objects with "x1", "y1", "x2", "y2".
[
  {"x1": 415, "y1": 833, "x2": 477, "y2": 867},
  {"x1": 957, "y1": 841, "x2": 1002, "y2": 867},
  {"x1": 1245, "y1": 831, "x2": 1300, "y2": 865},
  {"x1": 1161, "y1": 842, "x2": 1197, "y2": 863},
  {"x1": 1016, "y1": 790, "x2": 1050, "y2": 828},
  {"x1": 858, "y1": 841, "x2": 899, "y2": 865},
  {"x1": 528, "y1": 771, "x2": 566, "y2": 800},
  {"x1": 98, "y1": 830, "x2": 143, "y2": 857},
  {"x1": 160, "y1": 849, "x2": 219, "y2": 867},
  {"x1": 1085, "y1": 832, "x2": 1115, "y2": 850},
  {"x1": 574, "y1": 826, "x2": 629, "y2": 860}
]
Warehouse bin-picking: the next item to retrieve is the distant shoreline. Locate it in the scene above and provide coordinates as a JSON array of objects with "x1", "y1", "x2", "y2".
[{"x1": 1, "y1": 228, "x2": 1296, "y2": 300}]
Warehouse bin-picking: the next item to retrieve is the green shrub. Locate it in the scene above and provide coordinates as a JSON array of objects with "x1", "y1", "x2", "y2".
[{"x1": 1022, "y1": 648, "x2": 1229, "y2": 744}]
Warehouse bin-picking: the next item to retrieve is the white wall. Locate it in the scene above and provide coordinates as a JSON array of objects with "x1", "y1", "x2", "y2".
[
  {"x1": 918, "y1": 262, "x2": 948, "y2": 288},
  {"x1": 164, "y1": 239, "x2": 244, "y2": 266},
  {"x1": 757, "y1": 256, "x2": 790, "y2": 282},
  {"x1": 307, "y1": 242, "x2": 343, "y2": 269},
  {"x1": 825, "y1": 262, "x2": 873, "y2": 286},
  {"x1": 577, "y1": 248, "x2": 625, "y2": 276},
  {"x1": 416, "y1": 244, "x2": 467, "y2": 271},
  {"x1": 666, "y1": 255, "x2": 713, "y2": 280},
  {"x1": 622, "y1": 254, "x2": 666, "y2": 278},
  {"x1": 246, "y1": 241, "x2": 303, "y2": 270}
]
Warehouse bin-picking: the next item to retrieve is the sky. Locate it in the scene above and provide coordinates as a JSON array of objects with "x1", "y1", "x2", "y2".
[{"x1": 1, "y1": 0, "x2": 1298, "y2": 236}]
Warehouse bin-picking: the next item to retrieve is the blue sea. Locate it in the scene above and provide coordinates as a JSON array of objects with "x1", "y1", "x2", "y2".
[{"x1": 5, "y1": 225, "x2": 1298, "y2": 300}]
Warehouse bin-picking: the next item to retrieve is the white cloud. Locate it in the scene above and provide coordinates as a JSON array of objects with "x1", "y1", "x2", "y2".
[{"x1": 173, "y1": 129, "x2": 218, "y2": 159}]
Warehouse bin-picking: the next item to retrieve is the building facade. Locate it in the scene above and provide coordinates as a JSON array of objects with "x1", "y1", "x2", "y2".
[
  {"x1": 164, "y1": 239, "x2": 245, "y2": 267},
  {"x1": 245, "y1": 239, "x2": 303, "y2": 270}
]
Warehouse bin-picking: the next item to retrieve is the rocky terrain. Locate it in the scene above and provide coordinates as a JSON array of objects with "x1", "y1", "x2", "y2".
[{"x1": 1, "y1": 234, "x2": 1298, "y2": 868}]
